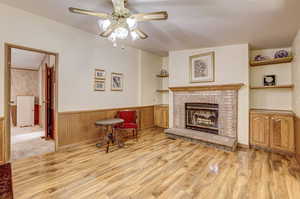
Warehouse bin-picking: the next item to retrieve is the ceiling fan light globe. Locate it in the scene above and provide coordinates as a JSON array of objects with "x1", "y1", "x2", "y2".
[
  {"x1": 99, "y1": 19, "x2": 111, "y2": 31},
  {"x1": 114, "y1": 27, "x2": 128, "y2": 39},
  {"x1": 108, "y1": 32, "x2": 117, "y2": 42},
  {"x1": 126, "y1": 18, "x2": 137, "y2": 29},
  {"x1": 131, "y1": 31, "x2": 139, "y2": 41}
]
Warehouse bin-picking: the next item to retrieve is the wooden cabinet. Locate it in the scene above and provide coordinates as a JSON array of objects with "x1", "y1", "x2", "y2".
[
  {"x1": 250, "y1": 110, "x2": 295, "y2": 153},
  {"x1": 250, "y1": 114, "x2": 270, "y2": 148},
  {"x1": 270, "y1": 115, "x2": 295, "y2": 152},
  {"x1": 154, "y1": 105, "x2": 169, "y2": 128}
]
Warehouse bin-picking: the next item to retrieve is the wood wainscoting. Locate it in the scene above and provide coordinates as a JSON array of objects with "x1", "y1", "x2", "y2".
[
  {"x1": 57, "y1": 105, "x2": 154, "y2": 148},
  {"x1": 0, "y1": 117, "x2": 4, "y2": 164},
  {"x1": 295, "y1": 116, "x2": 300, "y2": 164}
]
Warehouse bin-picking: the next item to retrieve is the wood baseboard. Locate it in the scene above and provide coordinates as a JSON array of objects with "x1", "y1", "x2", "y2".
[{"x1": 237, "y1": 143, "x2": 250, "y2": 149}]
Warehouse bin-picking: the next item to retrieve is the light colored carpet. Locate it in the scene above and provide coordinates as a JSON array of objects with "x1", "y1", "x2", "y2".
[{"x1": 11, "y1": 126, "x2": 55, "y2": 161}]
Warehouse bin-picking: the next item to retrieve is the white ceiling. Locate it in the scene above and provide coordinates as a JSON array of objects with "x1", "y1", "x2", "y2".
[
  {"x1": 1, "y1": 0, "x2": 300, "y2": 56},
  {"x1": 11, "y1": 49, "x2": 46, "y2": 69}
]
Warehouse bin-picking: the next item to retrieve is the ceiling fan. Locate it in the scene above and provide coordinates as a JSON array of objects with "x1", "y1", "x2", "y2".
[{"x1": 69, "y1": 0, "x2": 168, "y2": 44}]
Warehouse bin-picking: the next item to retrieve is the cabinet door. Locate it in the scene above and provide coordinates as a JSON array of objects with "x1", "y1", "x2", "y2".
[
  {"x1": 250, "y1": 114, "x2": 270, "y2": 147},
  {"x1": 270, "y1": 115, "x2": 295, "y2": 152},
  {"x1": 161, "y1": 108, "x2": 169, "y2": 128}
]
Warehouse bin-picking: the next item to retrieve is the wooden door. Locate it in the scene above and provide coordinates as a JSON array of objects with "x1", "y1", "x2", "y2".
[
  {"x1": 45, "y1": 65, "x2": 55, "y2": 139},
  {"x1": 270, "y1": 115, "x2": 295, "y2": 152},
  {"x1": 250, "y1": 114, "x2": 270, "y2": 147}
]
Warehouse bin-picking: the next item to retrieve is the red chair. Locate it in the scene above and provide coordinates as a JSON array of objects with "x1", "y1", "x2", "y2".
[{"x1": 115, "y1": 110, "x2": 138, "y2": 141}]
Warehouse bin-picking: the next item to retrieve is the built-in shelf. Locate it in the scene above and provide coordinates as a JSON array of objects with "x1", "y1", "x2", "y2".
[
  {"x1": 250, "y1": 84, "x2": 294, "y2": 89},
  {"x1": 250, "y1": 56, "x2": 293, "y2": 67},
  {"x1": 156, "y1": 89, "x2": 169, "y2": 93},
  {"x1": 156, "y1": 74, "x2": 169, "y2": 78}
]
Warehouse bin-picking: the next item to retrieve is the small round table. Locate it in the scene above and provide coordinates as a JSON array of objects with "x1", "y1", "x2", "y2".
[{"x1": 95, "y1": 118, "x2": 124, "y2": 153}]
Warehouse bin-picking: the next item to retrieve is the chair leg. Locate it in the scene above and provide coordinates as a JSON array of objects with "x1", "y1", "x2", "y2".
[
  {"x1": 106, "y1": 140, "x2": 110, "y2": 153},
  {"x1": 135, "y1": 128, "x2": 138, "y2": 141},
  {"x1": 132, "y1": 129, "x2": 135, "y2": 138}
]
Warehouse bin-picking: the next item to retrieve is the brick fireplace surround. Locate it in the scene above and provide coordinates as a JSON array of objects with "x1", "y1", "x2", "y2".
[{"x1": 165, "y1": 84, "x2": 244, "y2": 151}]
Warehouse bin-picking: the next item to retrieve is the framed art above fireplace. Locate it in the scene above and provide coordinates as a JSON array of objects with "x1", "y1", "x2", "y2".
[{"x1": 189, "y1": 52, "x2": 215, "y2": 83}]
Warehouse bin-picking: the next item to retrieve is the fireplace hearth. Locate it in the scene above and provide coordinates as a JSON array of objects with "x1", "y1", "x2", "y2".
[{"x1": 185, "y1": 103, "x2": 219, "y2": 134}]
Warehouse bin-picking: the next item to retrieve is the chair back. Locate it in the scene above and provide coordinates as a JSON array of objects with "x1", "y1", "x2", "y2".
[{"x1": 117, "y1": 110, "x2": 137, "y2": 124}]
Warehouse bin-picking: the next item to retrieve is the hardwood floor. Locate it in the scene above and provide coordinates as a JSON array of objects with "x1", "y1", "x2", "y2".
[{"x1": 12, "y1": 128, "x2": 300, "y2": 199}]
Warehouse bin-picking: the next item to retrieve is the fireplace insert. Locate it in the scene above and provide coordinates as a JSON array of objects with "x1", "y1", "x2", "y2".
[{"x1": 185, "y1": 103, "x2": 219, "y2": 134}]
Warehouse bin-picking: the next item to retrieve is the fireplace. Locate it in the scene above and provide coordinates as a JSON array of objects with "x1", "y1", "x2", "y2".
[{"x1": 185, "y1": 103, "x2": 219, "y2": 134}]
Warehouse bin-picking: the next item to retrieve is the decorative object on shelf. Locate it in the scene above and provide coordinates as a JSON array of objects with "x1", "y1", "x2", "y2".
[
  {"x1": 189, "y1": 52, "x2": 215, "y2": 83},
  {"x1": 111, "y1": 72, "x2": 123, "y2": 91},
  {"x1": 69, "y1": 0, "x2": 168, "y2": 47},
  {"x1": 263, "y1": 75, "x2": 276, "y2": 86},
  {"x1": 274, "y1": 50, "x2": 289, "y2": 59},
  {"x1": 159, "y1": 69, "x2": 169, "y2": 77},
  {"x1": 95, "y1": 69, "x2": 106, "y2": 80},
  {"x1": 254, "y1": 55, "x2": 268, "y2": 62},
  {"x1": 94, "y1": 80, "x2": 105, "y2": 91}
]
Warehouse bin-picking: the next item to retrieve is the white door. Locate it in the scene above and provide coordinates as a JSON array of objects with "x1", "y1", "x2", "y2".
[{"x1": 17, "y1": 96, "x2": 34, "y2": 127}]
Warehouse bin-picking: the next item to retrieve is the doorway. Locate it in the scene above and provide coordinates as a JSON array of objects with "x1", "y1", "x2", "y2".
[{"x1": 4, "y1": 44, "x2": 58, "y2": 161}]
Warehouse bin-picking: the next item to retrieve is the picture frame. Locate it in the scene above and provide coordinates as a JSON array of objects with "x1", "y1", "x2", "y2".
[
  {"x1": 263, "y1": 75, "x2": 276, "y2": 86},
  {"x1": 95, "y1": 69, "x2": 106, "y2": 80},
  {"x1": 94, "y1": 80, "x2": 105, "y2": 91},
  {"x1": 189, "y1": 52, "x2": 215, "y2": 83},
  {"x1": 111, "y1": 73, "x2": 123, "y2": 91}
]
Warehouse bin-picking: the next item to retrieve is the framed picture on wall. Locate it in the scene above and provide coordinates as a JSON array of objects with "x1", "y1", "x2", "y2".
[
  {"x1": 95, "y1": 69, "x2": 106, "y2": 80},
  {"x1": 94, "y1": 80, "x2": 105, "y2": 91},
  {"x1": 189, "y1": 52, "x2": 215, "y2": 83},
  {"x1": 263, "y1": 75, "x2": 276, "y2": 86},
  {"x1": 111, "y1": 73, "x2": 123, "y2": 91}
]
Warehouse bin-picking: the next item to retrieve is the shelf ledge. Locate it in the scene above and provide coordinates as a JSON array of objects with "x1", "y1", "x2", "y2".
[
  {"x1": 156, "y1": 75, "x2": 169, "y2": 78},
  {"x1": 156, "y1": 89, "x2": 169, "y2": 93},
  {"x1": 250, "y1": 57, "x2": 293, "y2": 67},
  {"x1": 250, "y1": 85, "x2": 294, "y2": 89}
]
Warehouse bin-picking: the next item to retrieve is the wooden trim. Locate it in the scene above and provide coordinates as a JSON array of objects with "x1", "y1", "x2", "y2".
[
  {"x1": 250, "y1": 109, "x2": 294, "y2": 116},
  {"x1": 11, "y1": 67, "x2": 39, "y2": 71},
  {"x1": 58, "y1": 105, "x2": 155, "y2": 115},
  {"x1": 250, "y1": 85, "x2": 294, "y2": 89},
  {"x1": 250, "y1": 56, "x2": 293, "y2": 67},
  {"x1": 169, "y1": 83, "x2": 244, "y2": 92},
  {"x1": 5, "y1": 43, "x2": 57, "y2": 55},
  {"x1": 3, "y1": 43, "x2": 59, "y2": 162},
  {"x1": 238, "y1": 143, "x2": 250, "y2": 149}
]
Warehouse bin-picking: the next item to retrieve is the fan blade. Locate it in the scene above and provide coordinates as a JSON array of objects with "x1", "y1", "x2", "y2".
[
  {"x1": 132, "y1": 11, "x2": 168, "y2": 22},
  {"x1": 99, "y1": 25, "x2": 117, "y2": 37},
  {"x1": 133, "y1": 29, "x2": 148, "y2": 39},
  {"x1": 69, "y1": 7, "x2": 109, "y2": 19}
]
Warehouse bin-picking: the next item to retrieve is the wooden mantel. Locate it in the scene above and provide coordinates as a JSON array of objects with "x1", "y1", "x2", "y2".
[{"x1": 169, "y1": 83, "x2": 245, "y2": 92}]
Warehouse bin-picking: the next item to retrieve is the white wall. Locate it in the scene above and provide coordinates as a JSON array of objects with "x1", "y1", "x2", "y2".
[
  {"x1": 292, "y1": 30, "x2": 300, "y2": 116},
  {"x1": 250, "y1": 48, "x2": 292, "y2": 110},
  {"x1": 0, "y1": 3, "x2": 161, "y2": 116},
  {"x1": 168, "y1": 44, "x2": 250, "y2": 145},
  {"x1": 139, "y1": 51, "x2": 163, "y2": 106},
  {"x1": 162, "y1": 57, "x2": 169, "y2": 104}
]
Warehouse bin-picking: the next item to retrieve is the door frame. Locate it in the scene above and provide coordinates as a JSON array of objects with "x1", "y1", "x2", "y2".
[{"x1": 4, "y1": 43, "x2": 59, "y2": 162}]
